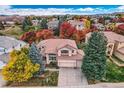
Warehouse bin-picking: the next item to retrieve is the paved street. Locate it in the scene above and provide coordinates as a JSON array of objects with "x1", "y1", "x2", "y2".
[{"x1": 58, "y1": 68, "x2": 88, "y2": 87}]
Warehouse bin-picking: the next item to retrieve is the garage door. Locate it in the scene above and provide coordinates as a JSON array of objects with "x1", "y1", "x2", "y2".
[{"x1": 58, "y1": 60, "x2": 76, "y2": 67}]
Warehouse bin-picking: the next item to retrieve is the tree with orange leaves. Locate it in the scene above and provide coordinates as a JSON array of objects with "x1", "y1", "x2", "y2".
[
  {"x1": 20, "y1": 31, "x2": 36, "y2": 44},
  {"x1": 36, "y1": 29, "x2": 54, "y2": 42},
  {"x1": 115, "y1": 24, "x2": 124, "y2": 35},
  {"x1": 59, "y1": 22, "x2": 77, "y2": 39}
]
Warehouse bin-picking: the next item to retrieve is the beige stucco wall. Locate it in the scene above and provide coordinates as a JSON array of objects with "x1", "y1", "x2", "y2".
[
  {"x1": 106, "y1": 43, "x2": 115, "y2": 56},
  {"x1": 114, "y1": 51, "x2": 124, "y2": 61},
  {"x1": 46, "y1": 54, "x2": 50, "y2": 64},
  {"x1": 58, "y1": 47, "x2": 77, "y2": 56},
  {"x1": 117, "y1": 42, "x2": 124, "y2": 49}
]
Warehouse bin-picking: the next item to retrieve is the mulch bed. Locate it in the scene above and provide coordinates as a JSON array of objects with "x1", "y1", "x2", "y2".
[{"x1": 6, "y1": 71, "x2": 59, "y2": 87}]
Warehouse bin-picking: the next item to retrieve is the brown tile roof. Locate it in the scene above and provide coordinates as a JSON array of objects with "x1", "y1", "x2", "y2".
[
  {"x1": 57, "y1": 53, "x2": 83, "y2": 60},
  {"x1": 57, "y1": 49, "x2": 84, "y2": 60},
  {"x1": 37, "y1": 39, "x2": 77, "y2": 54},
  {"x1": 86, "y1": 31, "x2": 124, "y2": 43}
]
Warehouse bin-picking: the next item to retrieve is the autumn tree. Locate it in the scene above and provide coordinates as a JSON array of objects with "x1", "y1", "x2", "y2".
[
  {"x1": 36, "y1": 29, "x2": 54, "y2": 42},
  {"x1": 82, "y1": 32, "x2": 107, "y2": 83},
  {"x1": 115, "y1": 24, "x2": 124, "y2": 35},
  {"x1": 22, "y1": 16, "x2": 33, "y2": 31},
  {"x1": 60, "y1": 22, "x2": 77, "y2": 39},
  {"x1": 2, "y1": 48, "x2": 40, "y2": 82},
  {"x1": 74, "y1": 29, "x2": 90, "y2": 43},
  {"x1": 20, "y1": 31, "x2": 36, "y2": 44},
  {"x1": 29, "y1": 43, "x2": 45, "y2": 76},
  {"x1": 98, "y1": 17, "x2": 105, "y2": 25},
  {"x1": 84, "y1": 19, "x2": 91, "y2": 29}
]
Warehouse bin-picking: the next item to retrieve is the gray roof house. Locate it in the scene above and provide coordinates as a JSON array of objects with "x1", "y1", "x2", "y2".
[{"x1": 47, "y1": 20, "x2": 59, "y2": 30}]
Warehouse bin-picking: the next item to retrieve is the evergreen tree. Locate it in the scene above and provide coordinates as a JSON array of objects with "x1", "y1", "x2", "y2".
[
  {"x1": 22, "y1": 16, "x2": 32, "y2": 31},
  {"x1": 29, "y1": 43, "x2": 45, "y2": 76},
  {"x1": 40, "y1": 18, "x2": 48, "y2": 29},
  {"x1": 82, "y1": 32, "x2": 107, "y2": 83}
]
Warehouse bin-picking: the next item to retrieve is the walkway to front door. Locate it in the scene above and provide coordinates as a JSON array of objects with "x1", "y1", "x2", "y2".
[{"x1": 58, "y1": 68, "x2": 88, "y2": 87}]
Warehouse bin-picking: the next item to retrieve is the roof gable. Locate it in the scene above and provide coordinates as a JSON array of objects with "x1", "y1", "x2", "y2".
[{"x1": 57, "y1": 44, "x2": 77, "y2": 50}]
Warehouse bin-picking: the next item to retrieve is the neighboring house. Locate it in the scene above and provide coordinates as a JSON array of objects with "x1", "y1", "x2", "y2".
[
  {"x1": 116, "y1": 23, "x2": 124, "y2": 27},
  {"x1": 85, "y1": 31, "x2": 124, "y2": 61},
  {"x1": 91, "y1": 17, "x2": 98, "y2": 24},
  {"x1": 93, "y1": 23, "x2": 105, "y2": 31},
  {"x1": 105, "y1": 19, "x2": 111, "y2": 25},
  {"x1": 4, "y1": 21, "x2": 15, "y2": 27},
  {"x1": 68, "y1": 20, "x2": 84, "y2": 30},
  {"x1": 47, "y1": 20, "x2": 59, "y2": 30},
  {"x1": 32, "y1": 19, "x2": 42, "y2": 26},
  {"x1": 37, "y1": 39, "x2": 84, "y2": 68}
]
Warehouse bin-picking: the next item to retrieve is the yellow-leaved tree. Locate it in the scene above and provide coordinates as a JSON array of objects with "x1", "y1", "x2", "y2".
[
  {"x1": 2, "y1": 48, "x2": 40, "y2": 82},
  {"x1": 84, "y1": 19, "x2": 91, "y2": 29}
]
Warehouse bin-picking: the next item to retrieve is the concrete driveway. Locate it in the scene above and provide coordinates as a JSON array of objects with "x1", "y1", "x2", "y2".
[{"x1": 58, "y1": 68, "x2": 88, "y2": 87}]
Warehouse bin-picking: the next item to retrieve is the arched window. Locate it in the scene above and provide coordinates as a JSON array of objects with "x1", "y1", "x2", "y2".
[{"x1": 61, "y1": 50, "x2": 69, "y2": 53}]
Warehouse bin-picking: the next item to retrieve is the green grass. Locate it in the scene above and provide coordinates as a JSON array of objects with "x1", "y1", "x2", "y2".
[
  {"x1": 0, "y1": 26, "x2": 24, "y2": 39},
  {"x1": 104, "y1": 59, "x2": 124, "y2": 82},
  {"x1": 6, "y1": 71, "x2": 59, "y2": 87}
]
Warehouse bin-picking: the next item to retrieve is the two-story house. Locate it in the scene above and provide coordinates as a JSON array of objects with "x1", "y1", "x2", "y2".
[
  {"x1": 47, "y1": 20, "x2": 59, "y2": 30},
  {"x1": 37, "y1": 39, "x2": 84, "y2": 68},
  {"x1": 32, "y1": 19, "x2": 42, "y2": 26},
  {"x1": 85, "y1": 31, "x2": 124, "y2": 61},
  {"x1": 68, "y1": 20, "x2": 84, "y2": 31}
]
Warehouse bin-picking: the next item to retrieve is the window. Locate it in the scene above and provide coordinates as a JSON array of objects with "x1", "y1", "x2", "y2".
[
  {"x1": 72, "y1": 50, "x2": 74, "y2": 53},
  {"x1": 61, "y1": 50, "x2": 68, "y2": 53},
  {"x1": 39, "y1": 48, "x2": 41, "y2": 51},
  {"x1": 49, "y1": 54, "x2": 56, "y2": 60}
]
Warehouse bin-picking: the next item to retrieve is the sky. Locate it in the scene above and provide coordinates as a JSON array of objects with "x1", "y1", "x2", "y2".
[{"x1": 0, "y1": 5, "x2": 124, "y2": 15}]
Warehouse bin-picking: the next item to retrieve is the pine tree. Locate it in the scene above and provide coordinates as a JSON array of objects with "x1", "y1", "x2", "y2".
[
  {"x1": 29, "y1": 43, "x2": 45, "y2": 76},
  {"x1": 40, "y1": 18, "x2": 48, "y2": 29},
  {"x1": 82, "y1": 32, "x2": 107, "y2": 83},
  {"x1": 22, "y1": 16, "x2": 32, "y2": 31}
]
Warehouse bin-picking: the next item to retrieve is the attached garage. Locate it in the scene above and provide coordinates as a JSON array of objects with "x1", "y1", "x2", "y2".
[
  {"x1": 58, "y1": 60, "x2": 76, "y2": 67},
  {"x1": 58, "y1": 60, "x2": 82, "y2": 68}
]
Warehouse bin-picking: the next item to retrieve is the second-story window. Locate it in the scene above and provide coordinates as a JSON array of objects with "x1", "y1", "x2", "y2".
[{"x1": 61, "y1": 50, "x2": 68, "y2": 53}]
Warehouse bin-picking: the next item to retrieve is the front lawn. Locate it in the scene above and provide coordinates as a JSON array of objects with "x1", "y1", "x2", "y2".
[
  {"x1": 104, "y1": 59, "x2": 124, "y2": 82},
  {"x1": 0, "y1": 26, "x2": 24, "y2": 39},
  {"x1": 6, "y1": 70, "x2": 59, "y2": 87}
]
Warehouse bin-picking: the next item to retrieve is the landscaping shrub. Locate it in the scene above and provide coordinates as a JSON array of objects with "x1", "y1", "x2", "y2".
[
  {"x1": 105, "y1": 59, "x2": 124, "y2": 82},
  {"x1": 6, "y1": 71, "x2": 59, "y2": 87},
  {"x1": 48, "y1": 62, "x2": 58, "y2": 68}
]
